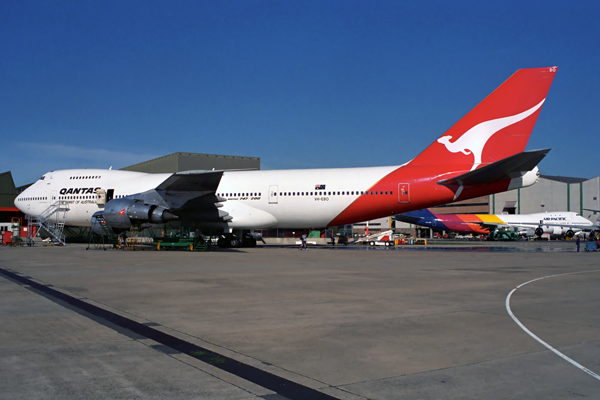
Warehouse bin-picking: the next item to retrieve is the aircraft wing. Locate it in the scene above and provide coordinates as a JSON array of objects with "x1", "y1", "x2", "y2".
[
  {"x1": 437, "y1": 148, "x2": 550, "y2": 187},
  {"x1": 129, "y1": 170, "x2": 231, "y2": 221}
]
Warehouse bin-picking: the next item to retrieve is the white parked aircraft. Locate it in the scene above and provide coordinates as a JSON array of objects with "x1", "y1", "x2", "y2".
[{"x1": 15, "y1": 67, "x2": 558, "y2": 247}]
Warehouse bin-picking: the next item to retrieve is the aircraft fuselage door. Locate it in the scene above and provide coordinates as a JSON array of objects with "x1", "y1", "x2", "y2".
[
  {"x1": 96, "y1": 189, "x2": 106, "y2": 205},
  {"x1": 269, "y1": 185, "x2": 278, "y2": 204},
  {"x1": 398, "y1": 183, "x2": 410, "y2": 203},
  {"x1": 107, "y1": 189, "x2": 114, "y2": 202}
]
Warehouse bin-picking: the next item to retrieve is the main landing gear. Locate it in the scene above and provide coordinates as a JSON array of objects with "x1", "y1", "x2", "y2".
[{"x1": 217, "y1": 232, "x2": 257, "y2": 248}]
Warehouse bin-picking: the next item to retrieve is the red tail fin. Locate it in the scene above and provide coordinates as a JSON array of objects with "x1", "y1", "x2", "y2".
[{"x1": 410, "y1": 67, "x2": 557, "y2": 170}]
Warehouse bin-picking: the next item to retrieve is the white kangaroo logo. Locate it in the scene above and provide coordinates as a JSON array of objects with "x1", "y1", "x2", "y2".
[{"x1": 437, "y1": 99, "x2": 545, "y2": 171}]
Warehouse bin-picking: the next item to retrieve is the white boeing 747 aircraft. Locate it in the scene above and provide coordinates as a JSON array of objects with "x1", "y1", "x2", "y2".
[{"x1": 15, "y1": 67, "x2": 558, "y2": 247}]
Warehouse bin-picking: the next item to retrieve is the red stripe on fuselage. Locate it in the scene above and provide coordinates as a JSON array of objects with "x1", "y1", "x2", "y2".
[{"x1": 328, "y1": 163, "x2": 511, "y2": 226}]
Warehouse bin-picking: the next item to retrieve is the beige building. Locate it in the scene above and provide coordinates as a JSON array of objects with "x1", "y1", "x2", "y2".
[
  {"x1": 121, "y1": 152, "x2": 260, "y2": 173},
  {"x1": 491, "y1": 175, "x2": 600, "y2": 219}
]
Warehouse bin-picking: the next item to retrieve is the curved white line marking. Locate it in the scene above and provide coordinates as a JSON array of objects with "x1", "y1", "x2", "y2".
[{"x1": 506, "y1": 270, "x2": 600, "y2": 381}]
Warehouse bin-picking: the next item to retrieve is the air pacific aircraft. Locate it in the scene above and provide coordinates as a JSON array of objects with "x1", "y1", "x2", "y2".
[
  {"x1": 395, "y1": 209, "x2": 596, "y2": 238},
  {"x1": 15, "y1": 67, "x2": 557, "y2": 247}
]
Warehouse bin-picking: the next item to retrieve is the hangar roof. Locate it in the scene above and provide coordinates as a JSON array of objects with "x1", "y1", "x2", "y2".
[
  {"x1": 540, "y1": 175, "x2": 587, "y2": 184},
  {"x1": 120, "y1": 152, "x2": 260, "y2": 174},
  {"x1": 0, "y1": 171, "x2": 17, "y2": 208}
]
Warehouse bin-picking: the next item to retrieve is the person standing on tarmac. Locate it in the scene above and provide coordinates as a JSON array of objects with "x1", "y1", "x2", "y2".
[
  {"x1": 300, "y1": 234, "x2": 307, "y2": 250},
  {"x1": 576, "y1": 234, "x2": 581, "y2": 252}
]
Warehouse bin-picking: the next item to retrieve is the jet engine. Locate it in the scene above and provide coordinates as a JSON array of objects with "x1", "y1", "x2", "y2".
[
  {"x1": 91, "y1": 198, "x2": 178, "y2": 234},
  {"x1": 551, "y1": 226, "x2": 563, "y2": 236},
  {"x1": 534, "y1": 226, "x2": 571, "y2": 237},
  {"x1": 519, "y1": 228, "x2": 535, "y2": 237},
  {"x1": 565, "y1": 229, "x2": 575, "y2": 238}
]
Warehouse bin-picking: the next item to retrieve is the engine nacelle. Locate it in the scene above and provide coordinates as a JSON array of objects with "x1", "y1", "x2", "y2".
[
  {"x1": 534, "y1": 226, "x2": 570, "y2": 237},
  {"x1": 519, "y1": 228, "x2": 536, "y2": 237},
  {"x1": 565, "y1": 229, "x2": 575, "y2": 238},
  {"x1": 96, "y1": 198, "x2": 178, "y2": 230}
]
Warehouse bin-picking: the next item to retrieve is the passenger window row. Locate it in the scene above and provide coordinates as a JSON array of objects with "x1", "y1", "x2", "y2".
[
  {"x1": 59, "y1": 195, "x2": 95, "y2": 200},
  {"x1": 214, "y1": 190, "x2": 393, "y2": 199},
  {"x1": 272, "y1": 190, "x2": 393, "y2": 197},
  {"x1": 217, "y1": 193, "x2": 261, "y2": 197},
  {"x1": 70, "y1": 176, "x2": 101, "y2": 180},
  {"x1": 18, "y1": 197, "x2": 48, "y2": 201}
]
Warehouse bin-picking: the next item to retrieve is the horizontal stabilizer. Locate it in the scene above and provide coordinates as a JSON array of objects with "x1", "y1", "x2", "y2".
[
  {"x1": 395, "y1": 214, "x2": 424, "y2": 224},
  {"x1": 437, "y1": 148, "x2": 550, "y2": 187}
]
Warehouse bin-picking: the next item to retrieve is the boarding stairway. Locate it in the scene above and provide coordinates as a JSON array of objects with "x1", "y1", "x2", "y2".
[
  {"x1": 87, "y1": 213, "x2": 119, "y2": 249},
  {"x1": 26, "y1": 200, "x2": 70, "y2": 245}
]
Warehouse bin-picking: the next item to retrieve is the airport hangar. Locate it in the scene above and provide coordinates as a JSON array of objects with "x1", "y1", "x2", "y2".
[{"x1": 2, "y1": 152, "x2": 599, "y2": 239}]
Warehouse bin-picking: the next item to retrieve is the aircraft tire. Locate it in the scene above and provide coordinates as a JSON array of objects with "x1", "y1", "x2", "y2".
[
  {"x1": 535, "y1": 227, "x2": 544, "y2": 237},
  {"x1": 243, "y1": 237, "x2": 257, "y2": 248}
]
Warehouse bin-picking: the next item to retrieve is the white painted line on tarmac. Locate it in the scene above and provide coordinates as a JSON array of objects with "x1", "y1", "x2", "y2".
[{"x1": 506, "y1": 270, "x2": 600, "y2": 381}]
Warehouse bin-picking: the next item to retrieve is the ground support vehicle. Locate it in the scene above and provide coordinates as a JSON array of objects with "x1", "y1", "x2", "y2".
[
  {"x1": 8, "y1": 237, "x2": 24, "y2": 247},
  {"x1": 585, "y1": 242, "x2": 598, "y2": 252},
  {"x1": 488, "y1": 227, "x2": 519, "y2": 241},
  {"x1": 154, "y1": 235, "x2": 212, "y2": 251},
  {"x1": 354, "y1": 230, "x2": 396, "y2": 247}
]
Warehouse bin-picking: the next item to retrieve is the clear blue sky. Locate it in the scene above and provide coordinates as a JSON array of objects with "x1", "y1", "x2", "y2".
[{"x1": 2, "y1": 0, "x2": 599, "y2": 185}]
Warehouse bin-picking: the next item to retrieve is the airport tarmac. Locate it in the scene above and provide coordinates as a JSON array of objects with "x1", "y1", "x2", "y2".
[{"x1": 1, "y1": 242, "x2": 600, "y2": 399}]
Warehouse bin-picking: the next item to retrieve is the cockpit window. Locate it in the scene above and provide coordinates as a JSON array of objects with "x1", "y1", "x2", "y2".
[{"x1": 40, "y1": 176, "x2": 45, "y2": 180}]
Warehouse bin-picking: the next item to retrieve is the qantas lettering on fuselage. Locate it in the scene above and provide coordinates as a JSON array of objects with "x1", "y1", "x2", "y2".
[{"x1": 59, "y1": 187, "x2": 101, "y2": 195}]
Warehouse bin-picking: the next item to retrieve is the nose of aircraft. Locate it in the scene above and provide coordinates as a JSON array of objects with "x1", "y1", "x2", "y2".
[
  {"x1": 14, "y1": 182, "x2": 40, "y2": 214},
  {"x1": 14, "y1": 188, "x2": 27, "y2": 213}
]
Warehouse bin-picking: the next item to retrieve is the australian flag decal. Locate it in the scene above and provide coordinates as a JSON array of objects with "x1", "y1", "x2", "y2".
[{"x1": 315, "y1": 184, "x2": 326, "y2": 190}]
